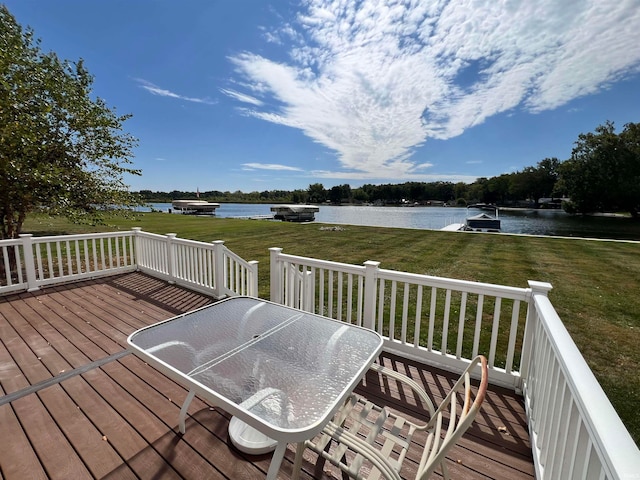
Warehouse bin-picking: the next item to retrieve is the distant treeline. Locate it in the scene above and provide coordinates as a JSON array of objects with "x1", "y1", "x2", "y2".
[
  {"x1": 138, "y1": 121, "x2": 640, "y2": 217},
  {"x1": 138, "y1": 158, "x2": 563, "y2": 209}
]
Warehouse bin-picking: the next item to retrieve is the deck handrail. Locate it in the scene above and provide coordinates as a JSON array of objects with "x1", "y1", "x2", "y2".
[
  {"x1": 269, "y1": 247, "x2": 640, "y2": 479},
  {"x1": 523, "y1": 289, "x2": 640, "y2": 479},
  {"x1": 127, "y1": 229, "x2": 258, "y2": 298},
  {"x1": 269, "y1": 247, "x2": 532, "y2": 388},
  {"x1": 0, "y1": 229, "x2": 258, "y2": 299}
]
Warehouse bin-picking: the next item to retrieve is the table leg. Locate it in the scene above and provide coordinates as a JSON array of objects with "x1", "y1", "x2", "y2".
[
  {"x1": 179, "y1": 390, "x2": 196, "y2": 434},
  {"x1": 265, "y1": 441, "x2": 287, "y2": 480}
]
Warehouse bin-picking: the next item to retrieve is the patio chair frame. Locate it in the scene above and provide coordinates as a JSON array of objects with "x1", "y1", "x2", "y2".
[{"x1": 293, "y1": 355, "x2": 489, "y2": 480}]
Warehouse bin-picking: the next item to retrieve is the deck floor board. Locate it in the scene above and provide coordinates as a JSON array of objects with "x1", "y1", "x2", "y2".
[{"x1": 0, "y1": 272, "x2": 534, "y2": 479}]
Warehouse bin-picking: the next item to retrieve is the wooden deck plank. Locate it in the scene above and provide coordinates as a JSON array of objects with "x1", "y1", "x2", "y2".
[
  {"x1": 94, "y1": 361, "x2": 239, "y2": 479},
  {"x1": 60, "y1": 372, "x2": 178, "y2": 479},
  {"x1": 1, "y1": 295, "x2": 139, "y2": 478},
  {"x1": 38, "y1": 384, "x2": 137, "y2": 479},
  {"x1": 0, "y1": 273, "x2": 534, "y2": 480},
  {"x1": 8, "y1": 393, "x2": 94, "y2": 479},
  {"x1": 100, "y1": 358, "x2": 267, "y2": 479},
  {"x1": 0, "y1": 340, "x2": 48, "y2": 480},
  {"x1": 32, "y1": 288, "x2": 137, "y2": 357},
  {"x1": 0, "y1": 402, "x2": 48, "y2": 479}
]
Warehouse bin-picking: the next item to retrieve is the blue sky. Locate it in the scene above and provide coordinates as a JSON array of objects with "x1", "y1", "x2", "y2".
[{"x1": 6, "y1": 0, "x2": 640, "y2": 193}]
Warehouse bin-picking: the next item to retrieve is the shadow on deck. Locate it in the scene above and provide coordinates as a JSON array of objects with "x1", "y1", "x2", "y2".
[{"x1": 0, "y1": 272, "x2": 533, "y2": 479}]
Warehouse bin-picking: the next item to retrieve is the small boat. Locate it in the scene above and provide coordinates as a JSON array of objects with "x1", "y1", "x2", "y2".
[
  {"x1": 463, "y1": 204, "x2": 501, "y2": 232},
  {"x1": 171, "y1": 200, "x2": 220, "y2": 215},
  {"x1": 270, "y1": 205, "x2": 320, "y2": 222}
]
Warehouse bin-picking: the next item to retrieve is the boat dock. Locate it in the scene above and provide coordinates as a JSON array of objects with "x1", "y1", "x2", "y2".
[
  {"x1": 171, "y1": 200, "x2": 220, "y2": 215},
  {"x1": 270, "y1": 205, "x2": 320, "y2": 222}
]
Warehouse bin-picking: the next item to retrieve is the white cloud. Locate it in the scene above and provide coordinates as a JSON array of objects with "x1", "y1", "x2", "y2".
[
  {"x1": 310, "y1": 169, "x2": 478, "y2": 184},
  {"x1": 220, "y1": 88, "x2": 264, "y2": 106},
  {"x1": 136, "y1": 79, "x2": 216, "y2": 105},
  {"x1": 242, "y1": 163, "x2": 303, "y2": 171},
  {"x1": 227, "y1": 0, "x2": 640, "y2": 180}
]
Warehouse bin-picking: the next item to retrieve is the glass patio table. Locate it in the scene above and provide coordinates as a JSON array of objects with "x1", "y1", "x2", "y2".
[{"x1": 127, "y1": 296, "x2": 384, "y2": 480}]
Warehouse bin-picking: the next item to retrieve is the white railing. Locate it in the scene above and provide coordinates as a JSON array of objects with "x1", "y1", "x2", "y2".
[
  {"x1": 269, "y1": 247, "x2": 640, "y2": 479},
  {"x1": 0, "y1": 229, "x2": 258, "y2": 298},
  {"x1": 134, "y1": 229, "x2": 258, "y2": 297},
  {"x1": 0, "y1": 238, "x2": 28, "y2": 294},
  {"x1": 522, "y1": 289, "x2": 639, "y2": 480},
  {"x1": 17, "y1": 231, "x2": 136, "y2": 292},
  {"x1": 269, "y1": 247, "x2": 531, "y2": 388}
]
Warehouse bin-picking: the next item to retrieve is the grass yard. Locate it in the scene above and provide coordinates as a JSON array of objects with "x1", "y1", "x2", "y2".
[{"x1": 22, "y1": 211, "x2": 640, "y2": 445}]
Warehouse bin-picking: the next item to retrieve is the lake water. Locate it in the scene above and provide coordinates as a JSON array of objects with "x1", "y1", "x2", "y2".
[{"x1": 140, "y1": 203, "x2": 640, "y2": 241}]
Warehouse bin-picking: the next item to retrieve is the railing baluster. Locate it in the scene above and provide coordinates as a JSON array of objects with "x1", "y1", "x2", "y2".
[
  {"x1": 83, "y1": 239, "x2": 90, "y2": 272},
  {"x1": 549, "y1": 383, "x2": 571, "y2": 479},
  {"x1": 377, "y1": 279, "x2": 385, "y2": 335},
  {"x1": 317, "y1": 268, "x2": 324, "y2": 316},
  {"x1": 337, "y1": 271, "x2": 343, "y2": 320},
  {"x1": 505, "y1": 300, "x2": 521, "y2": 373},
  {"x1": 357, "y1": 274, "x2": 364, "y2": 326},
  {"x1": 441, "y1": 289, "x2": 451, "y2": 354},
  {"x1": 46, "y1": 243, "x2": 53, "y2": 279},
  {"x1": 36, "y1": 243, "x2": 45, "y2": 280},
  {"x1": 346, "y1": 273, "x2": 353, "y2": 324},
  {"x1": 75, "y1": 239, "x2": 82, "y2": 272},
  {"x1": 456, "y1": 291, "x2": 467, "y2": 358},
  {"x1": 328, "y1": 270, "x2": 334, "y2": 318},
  {"x1": 488, "y1": 297, "x2": 502, "y2": 367},
  {"x1": 100, "y1": 238, "x2": 106, "y2": 270},
  {"x1": 389, "y1": 280, "x2": 397, "y2": 341},
  {"x1": 92, "y1": 239, "x2": 98, "y2": 272},
  {"x1": 107, "y1": 239, "x2": 113, "y2": 269},
  {"x1": 2, "y1": 246, "x2": 10, "y2": 285},
  {"x1": 414, "y1": 285, "x2": 423, "y2": 347},
  {"x1": 471, "y1": 294, "x2": 484, "y2": 358},
  {"x1": 310, "y1": 267, "x2": 317, "y2": 312},
  {"x1": 428, "y1": 286, "x2": 437, "y2": 351},
  {"x1": 401, "y1": 282, "x2": 409, "y2": 344}
]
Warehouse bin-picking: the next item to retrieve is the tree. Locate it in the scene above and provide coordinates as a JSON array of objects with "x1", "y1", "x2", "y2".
[
  {"x1": 509, "y1": 158, "x2": 560, "y2": 207},
  {"x1": 307, "y1": 183, "x2": 326, "y2": 203},
  {"x1": 561, "y1": 121, "x2": 640, "y2": 216},
  {"x1": 0, "y1": 6, "x2": 141, "y2": 239}
]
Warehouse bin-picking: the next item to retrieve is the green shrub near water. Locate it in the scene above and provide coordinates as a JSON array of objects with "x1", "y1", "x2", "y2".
[{"x1": 22, "y1": 212, "x2": 640, "y2": 446}]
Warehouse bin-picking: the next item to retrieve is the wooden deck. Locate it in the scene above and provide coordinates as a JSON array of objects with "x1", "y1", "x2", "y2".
[{"x1": 0, "y1": 273, "x2": 534, "y2": 479}]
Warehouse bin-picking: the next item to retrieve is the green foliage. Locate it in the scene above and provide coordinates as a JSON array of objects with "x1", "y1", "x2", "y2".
[
  {"x1": 0, "y1": 6, "x2": 141, "y2": 239},
  {"x1": 561, "y1": 121, "x2": 640, "y2": 216},
  {"x1": 307, "y1": 183, "x2": 327, "y2": 203}
]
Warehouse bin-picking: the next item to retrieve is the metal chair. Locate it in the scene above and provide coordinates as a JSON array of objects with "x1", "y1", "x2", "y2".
[{"x1": 293, "y1": 355, "x2": 489, "y2": 480}]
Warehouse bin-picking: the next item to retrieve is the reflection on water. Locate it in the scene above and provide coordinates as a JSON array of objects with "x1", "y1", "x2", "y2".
[{"x1": 141, "y1": 203, "x2": 640, "y2": 241}]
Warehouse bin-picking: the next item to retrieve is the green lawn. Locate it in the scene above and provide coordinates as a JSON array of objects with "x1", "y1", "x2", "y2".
[{"x1": 23, "y1": 212, "x2": 640, "y2": 445}]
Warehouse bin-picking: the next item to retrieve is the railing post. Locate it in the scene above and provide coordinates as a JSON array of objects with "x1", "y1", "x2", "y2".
[
  {"x1": 269, "y1": 247, "x2": 283, "y2": 304},
  {"x1": 212, "y1": 240, "x2": 225, "y2": 298},
  {"x1": 302, "y1": 270, "x2": 313, "y2": 312},
  {"x1": 19, "y1": 234, "x2": 39, "y2": 292},
  {"x1": 362, "y1": 260, "x2": 380, "y2": 331},
  {"x1": 248, "y1": 260, "x2": 259, "y2": 297},
  {"x1": 166, "y1": 233, "x2": 177, "y2": 284},
  {"x1": 131, "y1": 227, "x2": 142, "y2": 270},
  {"x1": 519, "y1": 280, "x2": 553, "y2": 392}
]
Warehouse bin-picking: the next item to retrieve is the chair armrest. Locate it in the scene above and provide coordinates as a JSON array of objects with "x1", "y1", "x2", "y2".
[
  {"x1": 321, "y1": 421, "x2": 404, "y2": 480},
  {"x1": 369, "y1": 363, "x2": 436, "y2": 416}
]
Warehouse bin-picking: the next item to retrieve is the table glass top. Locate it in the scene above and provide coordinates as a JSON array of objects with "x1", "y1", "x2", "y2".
[{"x1": 128, "y1": 297, "x2": 382, "y2": 431}]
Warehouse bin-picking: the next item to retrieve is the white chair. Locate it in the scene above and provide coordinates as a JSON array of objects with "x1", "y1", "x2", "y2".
[{"x1": 293, "y1": 355, "x2": 489, "y2": 480}]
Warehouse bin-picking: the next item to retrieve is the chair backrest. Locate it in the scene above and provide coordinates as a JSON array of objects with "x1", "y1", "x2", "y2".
[{"x1": 416, "y1": 355, "x2": 488, "y2": 480}]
